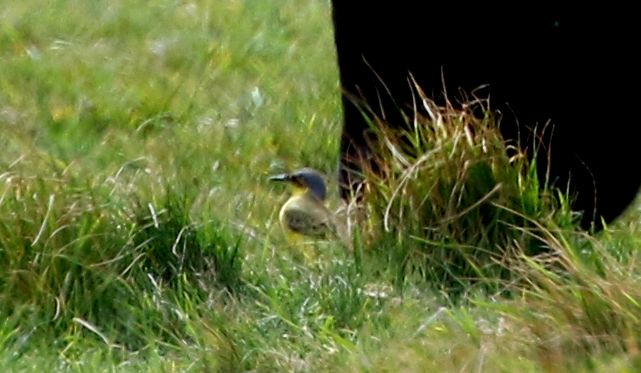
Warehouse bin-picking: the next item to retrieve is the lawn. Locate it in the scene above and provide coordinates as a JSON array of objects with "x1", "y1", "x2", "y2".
[{"x1": 2, "y1": 1, "x2": 641, "y2": 372}]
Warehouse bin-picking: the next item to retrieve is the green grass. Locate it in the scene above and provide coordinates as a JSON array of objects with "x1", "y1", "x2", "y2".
[{"x1": 2, "y1": 1, "x2": 641, "y2": 371}]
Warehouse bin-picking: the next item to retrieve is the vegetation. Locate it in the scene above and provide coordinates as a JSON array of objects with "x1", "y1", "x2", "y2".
[{"x1": 1, "y1": 1, "x2": 641, "y2": 371}]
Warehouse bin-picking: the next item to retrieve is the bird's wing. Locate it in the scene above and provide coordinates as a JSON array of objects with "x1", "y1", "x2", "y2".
[{"x1": 282, "y1": 203, "x2": 335, "y2": 239}]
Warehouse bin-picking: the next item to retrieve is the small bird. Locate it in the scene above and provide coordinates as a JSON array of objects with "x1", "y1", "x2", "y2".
[{"x1": 269, "y1": 168, "x2": 337, "y2": 241}]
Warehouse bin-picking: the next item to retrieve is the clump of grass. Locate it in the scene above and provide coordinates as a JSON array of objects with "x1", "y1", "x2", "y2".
[
  {"x1": 341, "y1": 87, "x2": 641, "y2": 369},
  {"x1": 131, "y1": 189, "x2": 243, "y2": 294},
  {"x1": 507, "y1": 229, "x2": 641, "y2": 368},
  {"x1": 358, "y1": 90, "x2": 578, "y2": 292},
  {"x1": 0, "y1": 161, "x2": 243, "y2": 351}
]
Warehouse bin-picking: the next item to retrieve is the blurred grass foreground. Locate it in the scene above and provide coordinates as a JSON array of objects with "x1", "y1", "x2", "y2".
[{"x1": 2, "y1": 1, "x2": 641, "y2": 371}]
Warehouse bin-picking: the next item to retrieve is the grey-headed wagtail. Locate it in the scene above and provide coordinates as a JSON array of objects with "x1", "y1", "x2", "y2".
[{"x1": 269, "y1": 168, "x2": 339, "y2": 241}]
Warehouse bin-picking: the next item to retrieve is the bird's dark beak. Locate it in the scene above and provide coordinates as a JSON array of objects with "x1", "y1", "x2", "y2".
[{"x1": 268, "y1": 173, "x2": 291, "y2": 182}]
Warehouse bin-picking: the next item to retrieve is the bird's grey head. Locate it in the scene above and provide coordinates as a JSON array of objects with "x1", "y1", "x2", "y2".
[{"x1": 269, "y1": 168, "x2": 327, "y2": 201}]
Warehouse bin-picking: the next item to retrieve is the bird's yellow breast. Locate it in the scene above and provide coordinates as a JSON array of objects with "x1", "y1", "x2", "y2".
[{"x1": 279, "y1": 193, "x2": 334, "y2": 239}]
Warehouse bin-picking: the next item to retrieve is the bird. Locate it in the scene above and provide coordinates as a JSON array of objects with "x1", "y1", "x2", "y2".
[{"x1": 269, "y1": 168, "x2": 338, "y2": 241}]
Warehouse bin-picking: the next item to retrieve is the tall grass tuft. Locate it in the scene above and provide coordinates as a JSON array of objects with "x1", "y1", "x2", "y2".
[
  {"x1": 358, "y1": 89, "x2": 578, "y2": 293},
  {"x1": 506, "y1": 229, "x2": 641, "y2": 369},
  {"x1": 0, "y1": 162, "x2": 243, "y2": 351}
]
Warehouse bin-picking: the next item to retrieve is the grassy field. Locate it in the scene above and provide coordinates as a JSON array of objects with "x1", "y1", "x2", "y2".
[{"x1": 2, "y1": 1, "x2": 641, "y2": 371}]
